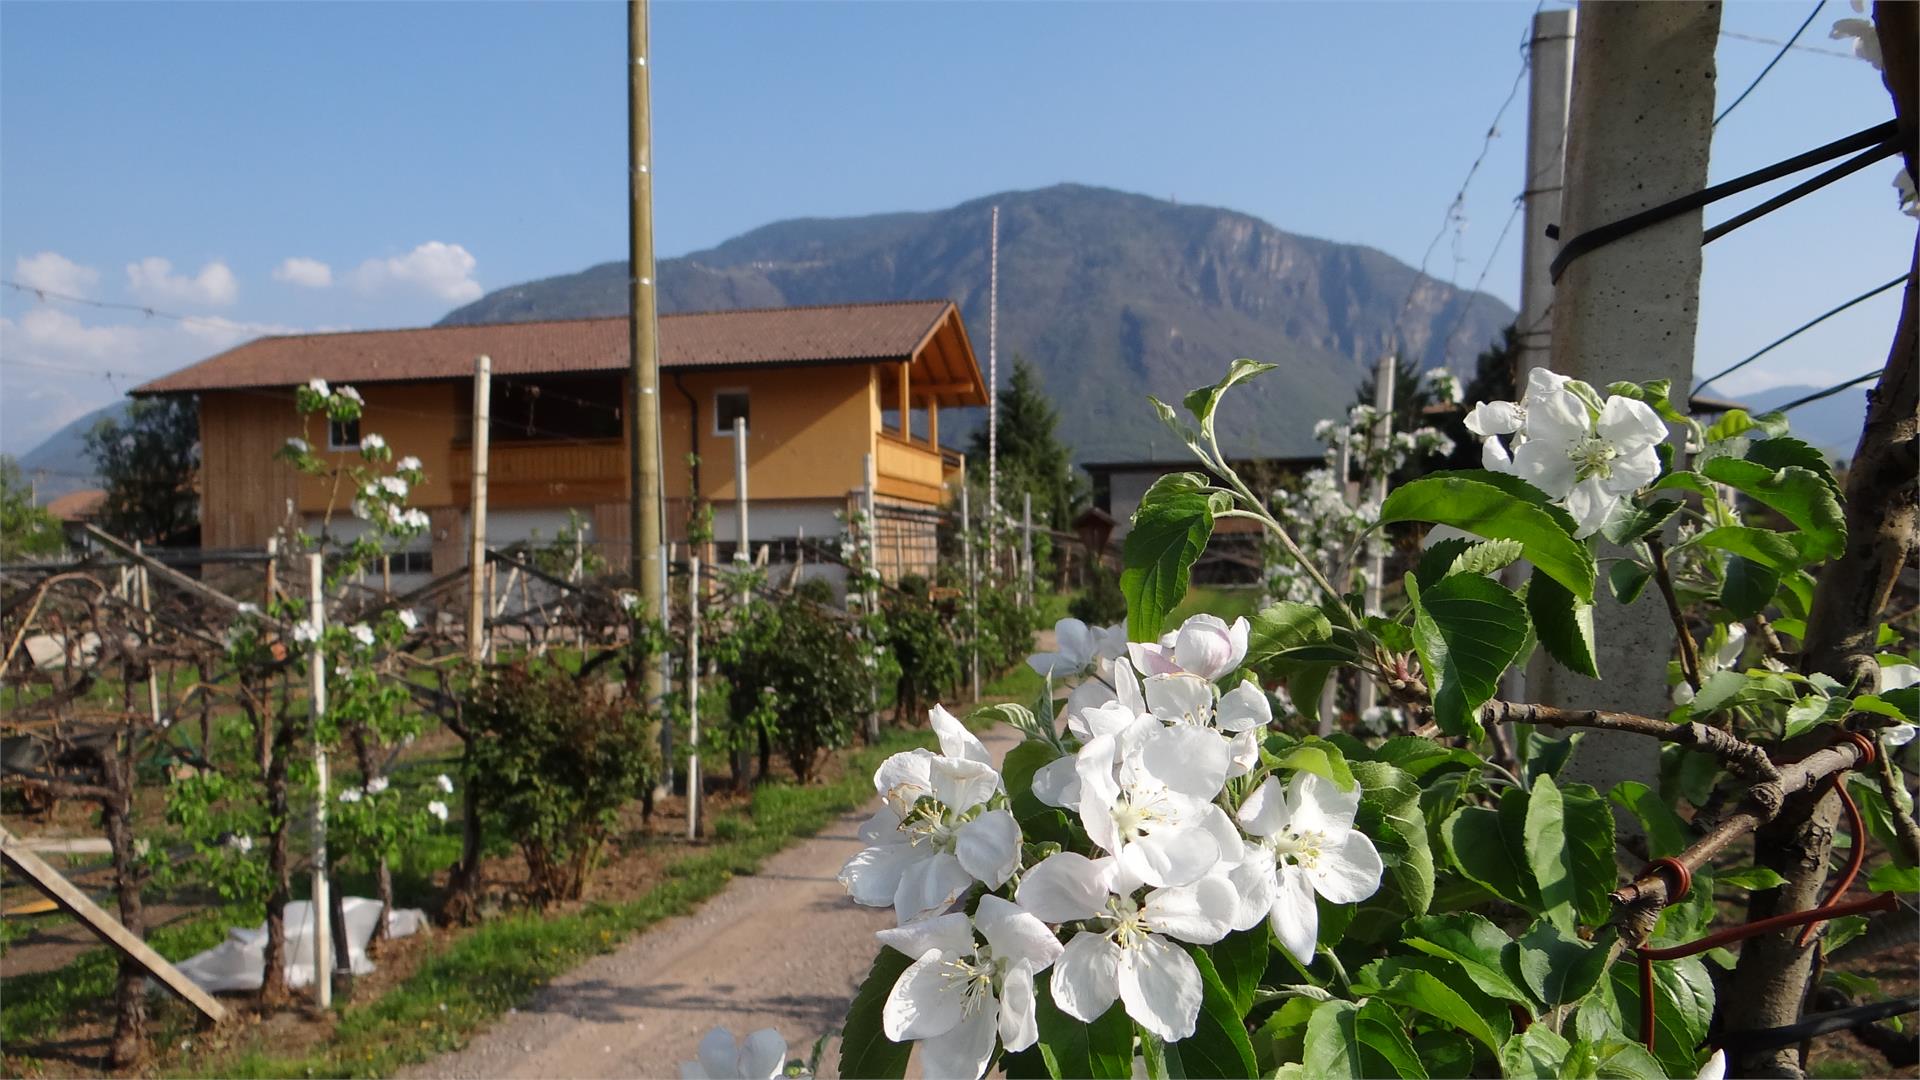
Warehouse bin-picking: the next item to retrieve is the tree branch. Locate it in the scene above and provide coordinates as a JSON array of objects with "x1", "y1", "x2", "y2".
[
  {"x1": 1473, "y1": 699, "x2": 1781, "y2": 788},
  {"x1": 1647, "y1": 537, "x2": 1703, "y2": 690}
]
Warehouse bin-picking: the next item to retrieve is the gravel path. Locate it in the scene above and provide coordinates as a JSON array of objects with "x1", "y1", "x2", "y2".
[{"x1": 407, "y1": 723, "x2": 1021, "y2": 1080}]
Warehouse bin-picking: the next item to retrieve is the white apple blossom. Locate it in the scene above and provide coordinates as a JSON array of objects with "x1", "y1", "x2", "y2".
[
  {"x1": 397, "y1": 455, "x2": 423, "y2": 473},
  {"x1": 379, "y1": 475, "x2": 409, "y2": 498},
  {"x1": 876, "y1": 895, "x2": 1062, "y2": 1079},
  {"x1": 398, "y1": 609, "x2": 419, "y2": 631},
  {"x1": 1027, "y1": 618, "x2": 1126, "y2": 678},
  {"x1": 1427, "y1": 367, "x2": 1462, "y2": 405},
  {"x1": 436, "y1": 773, "x2": 455, "y2": 794},
  {"x1": 1696, "y1": 1048, "x2": 1727, "y2": 1080},
  {"x1": 1128, "y1": 614, "x2": 1249, "y2": 681},
  {"x1": 306, "y1": 378, "x2": 330, "y2": 399},
  {"x1": 1234, "y1": 771, "x2": 1383, "y2": 964},
  {"x1": 680, "y1": 1026, "x2": 787, "y2": 1080},
  {"x1": 339, "y1": 787, "x2": 363, "y2": 804},
  {"x1": 1074, "y1": 720, "x2": 1241, "y2": 888},
  {"x1": 285, "y1": 437, "x2": 310, "y2": 454},
  {"x1": 1674, "y1": 624, "x2": 1748, "y2": 704},
  {"x1": 1014, "y1": 852, "x2": 1238, "y2": 1041},
  {"x1": 336, "y1": 385, "x2": 364, "y2": 406},
  {"x1": 840, "y1": 706, "x2": 1021, "y2": 924},
  {"x1": 350, "y1": 623, "x2": 376, "y2": 647},
  {"x1": 1479, "y1": 370, "x2": 1667, "y2": 537},
  {"x1": 226, "y1": 834, "x2": 254, "y2": 854},
  {"x1": 428, "y1": 800, "x2": 449, "y2": 822},
  {"x1": 403, "y1": 508, "x2": 431, "y2": 530},
  {"x1": 360, "y1": 433, "x2": 387, "y2": 453},
  {"x1": 1898, "y1": 168, "x2": 1919, "y2": 219},
  {"x1": 292, "y1": 621, "x2": 318, "y2": 646},
  {"x1": 366, "y1": 776, "x2": 389, "y2": 795},
  {"x1": 1832, "y1": 4, "x2": 1882, "y2": 70}
]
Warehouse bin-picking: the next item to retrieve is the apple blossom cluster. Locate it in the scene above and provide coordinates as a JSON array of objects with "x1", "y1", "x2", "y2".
[
  {"x1": 680, "y1": 1026, "x2": 798, "y2": 1079},
  {"x1": 837, "y1": 614, "x2": 1385, "y2": 1078},
  {"x1": 1466, "y1": 367, "x2": 1669, "y2": 537}
]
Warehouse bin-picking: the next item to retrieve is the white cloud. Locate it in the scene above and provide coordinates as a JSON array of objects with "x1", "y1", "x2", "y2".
[
  {"x1": 126, "y1": 257, "x2": 239, "y2": 307},
  {"x1": 272, "y1": 256, "x2": 333, "y2": 288},
  {"x1": 13, "y1": 307, "x2": 142, "y2": 361},
  {"x1": 349, "y1": 241, "x2": 482, "y2": 304},
  {"x1": 14, "y1": 252, "x2": 101, "y2": 297}
]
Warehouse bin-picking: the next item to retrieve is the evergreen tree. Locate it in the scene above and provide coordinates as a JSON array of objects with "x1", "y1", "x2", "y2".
[
  {"x1": 966, "y1": 358, "x2": 1079, "y2": 528},
  {"x1": 1442, "y1": 323, "x2": 1521, "y2": 470},
  {"x1": 85, "y1": 396, "x2": 200, "y2": 546},
  {"x1": 1354, "y1": 352, "x2": 1439, "y2": 433}
]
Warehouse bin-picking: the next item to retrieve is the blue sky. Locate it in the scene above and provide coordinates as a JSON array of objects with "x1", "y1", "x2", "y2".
[{"x1": 1, "y1": 1, "x2": 1909, "y2": 457}]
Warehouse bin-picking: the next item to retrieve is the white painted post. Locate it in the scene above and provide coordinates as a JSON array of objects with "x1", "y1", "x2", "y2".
[
  {"x1": 1355, "y1": 354, "x2": 1396, "y2": 717},
  {"x1": 687, "y1": 556, "x2": 701, "y2": 840},
  {"x1": 987, "y1": 206, "x2": 1000, "y2": 530},
  {"x1": 863, "y1": 452, "x2": 880, "y2": 740},
  {"x1": 134, "y1": 542, "x2": 161, "y2": 730},
  {"x1": 961, "y1": 472, "x2": 978, "y2": 700},
  {"x1": 733, "y1": 416, "x2": 750, "y2": 563},
  {"x1": 466, "y1": 355, "x2": 491, "y2": 665},
  {"x1": 1537, "y1": 2, "x2": 1718, "y2": 799},
  {"x1": 1022, "y1": 492, "x2": 1033, "y2": 606},
  {"x1": 657, "y1": 540, "x2": 673, "y2": 798},
  {"x1": 306, "y1": 553, "x2": 331, "y2": 1008}
]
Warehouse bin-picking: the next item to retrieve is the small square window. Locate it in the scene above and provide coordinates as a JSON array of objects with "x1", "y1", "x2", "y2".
[
  {"x1": 329, "y1": 417, "x2": 362, "y2": 450},
  {"x1": 714, "y1": 390, "x2": 749, "y2": 436}
]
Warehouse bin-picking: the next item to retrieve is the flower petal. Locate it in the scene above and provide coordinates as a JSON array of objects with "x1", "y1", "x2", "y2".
[
  {"x1": 1481, "y1": 435, "x2": 1515, "y2": 473},
  {"x1": 930, "y1": 756, "x2": 1002, "y2": 812},
  {"x1": 1195, "y1": 802, "x2": 1246, "y2": 869},
  {"x1": 1051, "y1": 931, "x2": 1122, "y2": 1022},
  {"x1": 1030, "y1": 755, "x2": 1082, "y2": 808},
  {"x1": 920, "y1": 994, "x2": 999, "y2": 1080},
  {"x1": 1215, "y1": 680, "x2": 1273, "y2": 732},
  {"x1": 1237, "y1": 775, "x2": 1291, "y2": 838},
  {"x1": 894, "y1": 851, "x2": 974, "y2": 923},
  {"x1": 1226, "y1": 728, "x2": 1261, "y2": 778},
  {"x1": 930, "y1": 704, "x2": 993, "y2": 765},
  {"x1": 1286, "y1": 770, "x2": 1359, "y2": 839},
  {"x1": 736, "y1": 1029, "x2": 787, "y2": 1080},
  {"x1": 1142, "y1": 875, "x2": 1237, "y2": 944},
  {"x1": 1128, "y1": 641, "x2": 1183, "y2": 678},
  {"x1": 857, "y1": 805, "x2": 902, "y2": 845},
  {"x1": 1268, "y1": 867, "x2": 1321, "y2": 965},
  {"x1": 1309, "y1": 829, "x2": 1385, "y2": 905},
  {"x1": 874, "y1": 750, "x2": 935, "y2": 806},
  {"x1": 1226, "y1": 858, "x2": 1279, "y2": 932},
  {"x1": 1563, "y1": 474, "x2": 1615, "y2": 539},
  {"x1": 1055, "y1": 618, "x2": 1093, "y2": 667},
  {"x1": 884, "y1": 949, "x2": 967, "y2": 1041},
  {"x1": 1139, "y1": 725, "x2": 1230, "y2": 798},
  {"x1": 876, "y1": 911, "x2": 974, "y2": 961},
  {"x1": 975, "y1": 894, "x2": 1065, "y2": 971},
  {"x1": 1144, "y1": 673, "x2": 1215, "y2": 725},
  {"x1": 1121, "y1": 825, "x2": 1219, "y2": 888},
  {"x1": 696, "y1": 1027, "x2": 740, "y2": 1079},
  {"x1": 956, "y1": 809, "x2": 1022, "y2": 888},
  {"x1": 1465, "y1": 399, "x2": 1524, "y2": 437},
  {"x1": 1118, "y1": 935, "x2": 1203, "y2": 1042},
  {"x1": 998, "y1": 960, "x2": 1041, "y2": 1052},
  {"x1": 1015, "y1": 852, "x2": 1115, "y2": 922},
  {"x1": 1596, "y1": 395, "x2": 1666, "y2": 452},
  {"x1": 839, "y1": 842, "x2": 917, "y2": 908}
]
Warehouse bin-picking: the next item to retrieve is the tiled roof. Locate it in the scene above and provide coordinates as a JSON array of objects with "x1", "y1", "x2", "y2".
[{"x1": 133, "y1": 300, "x2": 957, "y2": 394}]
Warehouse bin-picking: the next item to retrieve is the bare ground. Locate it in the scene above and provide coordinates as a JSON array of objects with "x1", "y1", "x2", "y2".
[{"x1": 404, "y1": 724, "x2": 1020, "y2": 1080}]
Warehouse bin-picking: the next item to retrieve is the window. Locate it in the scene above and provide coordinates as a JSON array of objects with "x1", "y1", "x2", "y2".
[
  {"x1": 714, "y1": 390, "x2": 749, "y2": 436},
  {"x1": 328, "y1": 417, "x2": 362, "y2": 450},
  {"x1": 389, "y1": 549, "x2": 433, "y2": 575},
  {"x1": 489, "y1": 374, "x2": 623, "y2": 442}
]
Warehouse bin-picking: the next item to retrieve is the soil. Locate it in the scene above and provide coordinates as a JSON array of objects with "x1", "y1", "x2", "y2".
[{"x1": 403, "y1": 724, "x2": 1020, "y2": 1080}]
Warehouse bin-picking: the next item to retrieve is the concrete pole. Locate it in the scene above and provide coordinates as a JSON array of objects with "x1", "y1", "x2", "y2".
[
  {"x1": 306, "y1": 553, "x2": 331, "y2": 1009},
  {"x1": 986, "y1": 206, "x2": 1000, "y2": 530},
  {"x1": 465, "y1": 355, "x2": 491, "y2": 664},
  {"x1": 686, "y1": 556, "x2": 701, "y2": 840},
  {"x1": 1022, "y1": 492, "x2": 1033, "y2": 605},
  {"x1": 1503, "y1": 7, "x2": 1578, "y2": 707},
  {"x1": 1535, "y1": 1, "x2": 1719, "y2": 799},
  {"x1": 961, "y1": 470, "x2": 978, "y2": 701},
  {"x1": 1355, "y1": 354, "x2": 1396, "y2": 715},
  {"x1": 628, "y1": 0, "x2": 668, "y2": 758}
]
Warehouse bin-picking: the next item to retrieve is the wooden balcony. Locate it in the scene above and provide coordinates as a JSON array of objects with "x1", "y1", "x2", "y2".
[
  {"x1": 450, "y1": 438, "x2": 627, "y2": 507},
  {"x1": 875, "y1": 433, "x2": 950, "y2": 505}
]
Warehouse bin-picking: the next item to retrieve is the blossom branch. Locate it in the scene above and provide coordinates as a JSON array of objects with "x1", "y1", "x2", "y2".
[
  {"x1": 1472, "y1": 700, "x2": 1781, "y2": 790},
  {"x1": 1646, "y1": 537, "x2": 1703, "y2": 691}
]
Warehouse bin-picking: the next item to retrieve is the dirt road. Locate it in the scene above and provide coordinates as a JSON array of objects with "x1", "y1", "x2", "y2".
[{"x1": 407, "y1": 724, "x2": 1021, "y2": 1080}]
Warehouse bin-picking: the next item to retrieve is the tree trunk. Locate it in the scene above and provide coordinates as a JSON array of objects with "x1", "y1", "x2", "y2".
[
  {"x1": 260, "y1": 691, "x2": 295, "y2": 1006},
  {"x1": 103, "y1": 747, "x2": 146, "y2": 1069},
  {"x1": 350, "y1": 727, "x2": 393, "y2": 944}
]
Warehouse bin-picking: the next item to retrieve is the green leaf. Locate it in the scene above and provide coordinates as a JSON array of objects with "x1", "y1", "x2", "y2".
[
  {"x1": 1301, "y1": 998, "x2": 1428, "y2": 1080},
  {"x1": 1602, "y1": 498, "x2": 1683, "y2": 546},
  {"x1": 1526, "y1": 777, "x2": 1618, "y2": 931},
  {"x1": 838, "y1": 948, "x2": 914, "y2": 1080},
  {"x1": 1271, "y1": 737, "x2": 1356, "y2": 792},
  {"x1": 1564, "y1": 1040, "x2": 1669, "y2": 1080},
  {"x1": 1745, "y1": 435, "x2": 1839, "y2": 494},
  {"x1": 1449, "y1": 538, "x2": 1527, "y2": 578},
  {"x1": 1348, "y1": 761, "x2": 1436, "y2": 935},
  {"x1": 1527, "y1": 567, "x2": 1599, "y2": 678},
  {"x1": 1608, "y1": 956, "x2": 1714, "y2": 1075},
  {"x1": 1244, "y1": 602, "x2": 1335, "y2": 672},
  {"x1": 1122, "y1": 474, "x2": 1228, "y2": 640},
  {"x1": 1171, "y1": 946, "x2": 1258, "y2": 1079},
  {"x1": 1719, "y1": 555, "x2": 1780, "y2": 620},
  {"x1": 1868, "y1": 863, "x2": 1920, "y2": 893},
  {"x1": 1689, "y1": 525, "x2": 1805, "y2": 572},
  {"x1": 1513, "y1": 918, "x2": 1609, "y2": 1007},
  {"x1": 1207, "y1": 927, "x2": 1270, "y2": 1016},
  {"x1": 1410, "y1": 1031, "x2": 1476, "y2": 1079},
  {"x1": 1401, "y1": 912, "x2": 1532, "y2": 1005},
  {"x1": 1287, "y1": 663, "x2": 1334, "y2": 726},
  {"x1": 1690, "y1": 669, "x2": 1751, "y2": 713},
  {"x1": 1608, "y1": 560, "x2": 1654, "y2": 605},
  {"x1": 1501, "y1": 1026, "x2": 1573, "y2": 1079},
  {"x1": 1183, "y1": 359, "x2": 1280, "y2": 443},
  {"x1": 1379, "y1": 474, "x2": 1596, "y2": 602},
  {"x1": 1302, "y1": 1000, "x2": 1360, "y2": 1080},
  {"x1": 1701, "y1": 458, "x2": 1847, "y2": 562},
  {"x1": 1406, "y1": 572, "x2": 1529, "y2": 739},
  {"x1": 1414, "y1": 537, "x2": 1474, "y2": 592},
  {"x1": 1717, "y1": 865, "x2": 1791, "y2": 890},
  {"x1": 1374, "y1": 967, "x2": 1512, "y2": 1053},
  {"x1": 1442, "y1": 793, "x2": 1537, "y2": 908},
  {"x1": 1609, "y1": 781, "x2": 1690, "y2": 860},
  {"x1": 1000, "y1": 740, "x2": 1059, "y2": 802},
  {"x1": 1035, "y1": 979, "x2": 1133, "y2": 1080}
]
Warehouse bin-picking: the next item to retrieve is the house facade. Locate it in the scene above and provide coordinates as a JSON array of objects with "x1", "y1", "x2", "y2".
[{"x1": 133, "y1": 300, "x2": 986, "y2": 580}]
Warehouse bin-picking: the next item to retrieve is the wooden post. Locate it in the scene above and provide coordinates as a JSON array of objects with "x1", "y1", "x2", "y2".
[
  {"x1": 733, "y1": 416, "x2": 749, "y2": 567},
  {"x1": 0, "y1": 826, "x2": 227, "y2": 1024},
  {"x1": 466, "y1": 355, "x2": 491, "y2": 665},
  {"x1": 628, "y1": 0, "x2": 668, "y2": 743},
  {"x1": 133, "y1": 542, "x2": 161, "y2": 731},
  {"x1": 687, "y1": 556, "x2": 702, "y2": 840},
  {"x1": 1355, "y1": 354, "x2": 1395, "y2": 717},
  {"x1": 1022, "y1": 492, "x2": 1033, "y2": 606},
  {"x1": 961, "y1": 470, "x2": 978, "y2": 700},
  {"x1": 306, "y1": 553, "x2": 331, "y2": 1008},
  {"x1": 863, "y1": 452, "x2": 880, "y2": 740}
]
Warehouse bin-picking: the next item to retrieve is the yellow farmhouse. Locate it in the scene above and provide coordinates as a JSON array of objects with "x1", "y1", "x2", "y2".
[{"x1": 134, "y1": 299, "x2": 986, "y2": 580}]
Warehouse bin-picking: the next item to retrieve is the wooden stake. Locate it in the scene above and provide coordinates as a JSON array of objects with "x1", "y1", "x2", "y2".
[
  {"x1": 687, "y1": 556, "x2": 702, "y2": 840},
  {"x1": 466, "y1": 355, "x2": 491, "y2": 665},
  {"x1": 306, "y1": 553, "x2": 331, "y2": 1008}
]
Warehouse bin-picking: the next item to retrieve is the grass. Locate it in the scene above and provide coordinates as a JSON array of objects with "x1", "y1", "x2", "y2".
[
  {"x1": 180, "y1": 725, "x2": 945, "y2": 1079},
  {"x1": 1162, "y1": 584, "x2": 1261, "y2": 630}
]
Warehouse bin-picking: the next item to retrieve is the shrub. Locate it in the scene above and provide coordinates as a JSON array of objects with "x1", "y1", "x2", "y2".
[
  {"x1": 1067, "y1": 562, "x2": 1127, "y2": 626},
  {"x1": 462, "y1": 661, "x2": 656, "y2": 905},
  {"x1": 883, "y1": 576, "x2": 960, "y2": 724},
  {"x1": 722, "y1": 590, "x2": 875, "y2": 783}
]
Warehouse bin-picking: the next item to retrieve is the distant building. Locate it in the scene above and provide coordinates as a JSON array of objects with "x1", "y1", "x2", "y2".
[
  {"x1": 44, "y1": 488, "x2": 106, "y2": 550},
  {"x1": 1083, "y1": 454, "x2": 1322, "y2": 585},
  {"x1": 134, "y1": 300, "x2": 986, "y2": 583}
]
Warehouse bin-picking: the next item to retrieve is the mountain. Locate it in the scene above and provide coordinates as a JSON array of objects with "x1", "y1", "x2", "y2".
[
  {"x1": 442, "y1": 185, "x2": 1515, "y2": 462},
  {"x1": 12, "y1": 402, "x2": 121, "y2": 501},
  {"x1": 1736, "y1": 384, "x2": 1871, "y2": 458}
]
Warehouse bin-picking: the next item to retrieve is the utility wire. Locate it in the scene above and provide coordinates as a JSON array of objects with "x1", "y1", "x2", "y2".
[
  {"x1": 1716, "y1": 1, "x2": 1824, "y2": 127},
  {"x1": 0, "y1": 279, "x2": 297, "y2": 338},
  {"x1": 1693, "y1": 274, "x2": 1906, "y2": 394},
  {"x1": 1774, "y1": 369, "x2": 1883, "y2": 413},
  {"x1": 1719, "y1": 28, "x2": 1854, "y2": 59}
]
